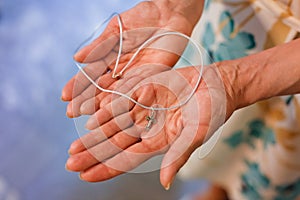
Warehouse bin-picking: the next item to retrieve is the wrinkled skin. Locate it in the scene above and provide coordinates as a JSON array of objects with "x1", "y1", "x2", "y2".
[
  {"x1": 65, "y1": 65, "x2": 231, "y2": 189},
  {"x1": 61, "y1": 1, "x2": 232, "y2": 189},
  {"x1": 61, "y1": 1, "x2": 200, "y2": 118}
]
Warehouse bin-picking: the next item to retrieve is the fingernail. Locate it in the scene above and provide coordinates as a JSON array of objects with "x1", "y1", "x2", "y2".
[
  {"x1": 164, "y1": 176, "x2": 175, "y2": 191},
  {"x1": 74, "y1": 51, "x2": 84, "y2": 63},
  {"x1": 61, "y1": 96, "x2": 66, "y2": 101},
  {"x1": 78, "y1": 173, "x2": 84, "y2": 181},
  {"x1": 165, "y1": 183, "x2": 171, "y2": 191},
  {"x1": 66, "y1": 110, "x2": 73, "y2": 118},
  {"x1": 68, "y1": 143, "x2": 77, "y2": 155},
  {"x1": 66, "y1": 103, "x2": 74, "y2": 118},
  {"x1": 65, "y1": 163, "x2": 70, "y2": 171},
  {"x1": 68, "y1": 146, "x2": 73, "y2": 155},
  {"x1": 61, "y1": 90, "x2": 70, "y2": 102},
  {"x1": 61, "y1": 91, "x2": 66, "y2": 101}
]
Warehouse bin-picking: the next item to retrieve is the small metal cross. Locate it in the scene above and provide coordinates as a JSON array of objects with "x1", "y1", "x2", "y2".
[{"x1": 145, "y1": 109, "x2": 156, "y2": 131}]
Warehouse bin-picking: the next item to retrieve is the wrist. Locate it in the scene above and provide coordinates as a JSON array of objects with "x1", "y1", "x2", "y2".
[
  {"x1": 217, "y1": 39, "x2": 300, "y2": 112},
  {"x1": 215, "y1": 61, "x2": 240, "y2": 117},
  {"x1": 169, "y1": 0, "x2": 204, "y2": 26},
  {"x1": 152, "y1": 0, "x2": 204, "y2": 30},
  {"x1": 217, "y1": 59, "x2": 259, "y2": 111}
]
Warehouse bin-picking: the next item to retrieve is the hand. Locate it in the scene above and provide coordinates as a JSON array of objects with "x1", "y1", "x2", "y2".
[
  {"x1": 61, "y1": 0, "x2": 204, "y2": 118},
  {"x1": 66, "y1": 65, "x2": 232, "y2": 189}
]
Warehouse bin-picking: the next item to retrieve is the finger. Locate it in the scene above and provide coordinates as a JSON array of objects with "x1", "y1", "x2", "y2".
[
  {"x1": 78, "y1": 49, "x2": 177, "y2": 115},
  {"x1": 79, "y1": 141, "x2": 158, "y2": 182},
  {"x1": 74, "y1": 17, "x2": 120, "y2": 63},
  {"x1": 84, "y1": 75, "x2": 156, "y2": 129},
  {"x1": 75, "y1": 49, "x2": 146, "y2": 115},
  {"x1": 160, "y1": 126, "x2": 204, "y2": 190},
  {"x1": 68, "y1": 56, "x2": 130, "y2": 117},
  {"x1": 61, "y1": 60, "x2": 107, "y2": 101},
  {"x1": 68, "y1": 111, "x2": 136, "y2": 155},
  {"x1": 68, "y1": 131, "x2": 105, "y2": 155},
  {"x1": 66, "y1": 73, "x2": 116, "y2": 118},
  {"x1": 80, "y1": 75, "x2": 144, "y2": 115},
  {"x1": 79, "y1": 77, "x2": 129, "y2": 115},
  {"x1": 63, "y1": 47, "x2": 121, "y2": 103},
  {"x1": 85, "y1": 94, "x2": 136, "y2": 130},
  {"x1": 100, "y1": 76, "x2": 145, "y2": 108},
  {"x1": 79, "y1": 93, "x2": 108, "y2": 115},
  {"x1": 85, "y1": 82, "x2": 156, "y2": 130},
  {"x1": 95, "y1": 63, "x2": 172, "y2": 112},
  {"x1": 66, "y1": 126, "x2": 141, "y2": 172}
]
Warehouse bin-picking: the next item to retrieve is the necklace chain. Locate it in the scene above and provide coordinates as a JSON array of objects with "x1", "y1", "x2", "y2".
[{"x1": 74, "y1": 13, "x2": 204, "y2": 111}]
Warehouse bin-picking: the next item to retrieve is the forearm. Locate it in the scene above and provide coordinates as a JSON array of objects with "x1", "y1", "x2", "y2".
[{"x1": 220, "y1": 38, "x2": 300, "y2": 110}]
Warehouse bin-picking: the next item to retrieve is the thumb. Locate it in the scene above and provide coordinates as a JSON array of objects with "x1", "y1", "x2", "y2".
[
  {"x1": 74, "y1": 16, "x2": 119, "y2": 63},
  {"x1": 160, "y1": 126, "x2": 202, "y2": 190}
]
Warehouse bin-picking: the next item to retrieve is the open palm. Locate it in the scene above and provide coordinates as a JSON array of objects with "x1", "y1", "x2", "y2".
[
  {"x1": 66, "y1": 66, "x2": 230, "y2": 189},
  {"x1": 61, "y1": 1, "x2": 202, "y2": 118}
]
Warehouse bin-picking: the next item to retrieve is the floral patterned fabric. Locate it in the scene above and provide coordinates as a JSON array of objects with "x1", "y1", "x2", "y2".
[{"x1": 178, "y1": 0, "x2": 300, "y2": 199}]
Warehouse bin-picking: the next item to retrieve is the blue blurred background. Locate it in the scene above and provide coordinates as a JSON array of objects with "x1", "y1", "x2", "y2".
[{"x1": 0, "y1": 0, "x2": 205, "y2": 199}]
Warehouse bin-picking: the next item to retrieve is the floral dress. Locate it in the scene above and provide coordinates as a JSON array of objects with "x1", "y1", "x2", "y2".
[{"x1": 178, "y1": 0, "x2": 300, "y2": 199}]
